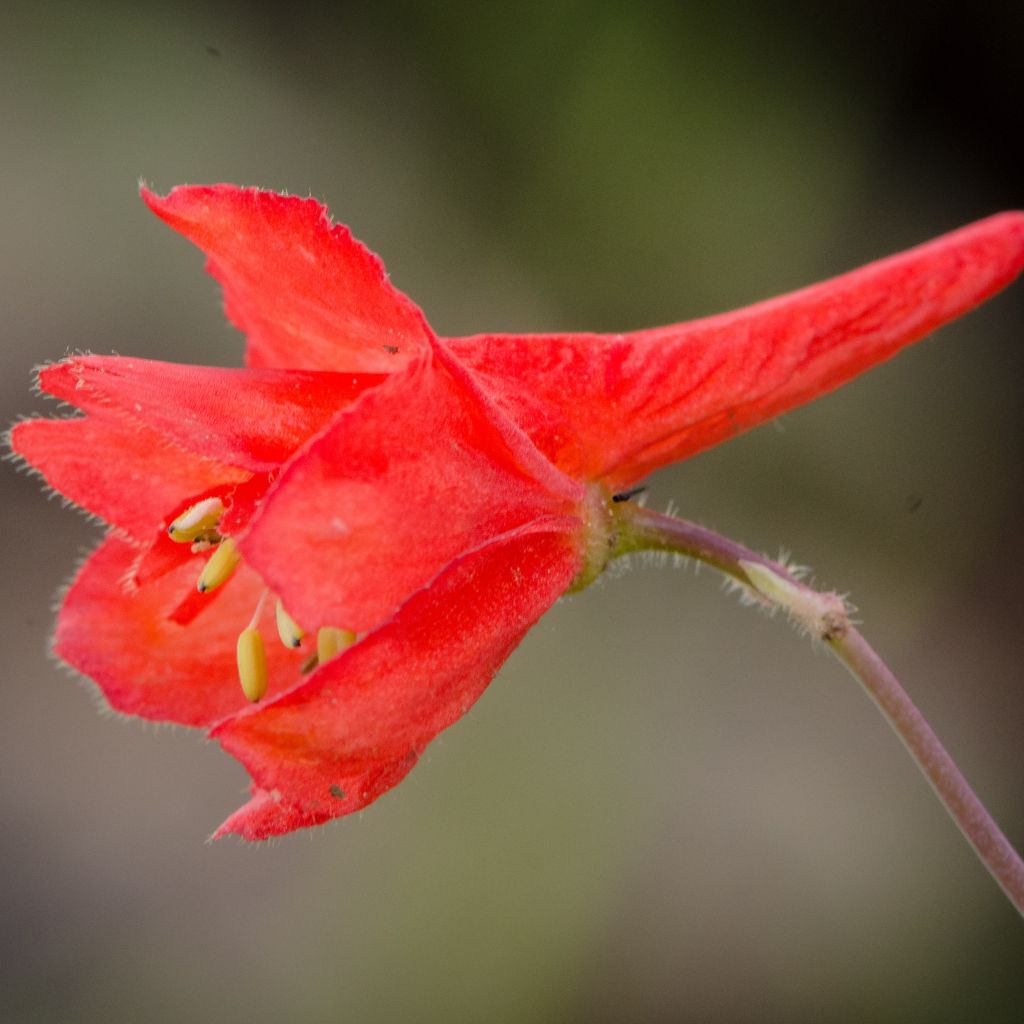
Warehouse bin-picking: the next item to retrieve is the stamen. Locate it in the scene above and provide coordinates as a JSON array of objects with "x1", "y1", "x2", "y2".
[
  {"x1": 236, "y1": 590, "x2": 269, "y2": 703},
  {"x1": 236, "y1": 628, "x2": 268, "y2": 702},
  {"x1": 168, "y1": 497, "x2": 224, "y2": 543},
  {"x1": 275, "y1": 599, "x2": 306, "y2": 648},
  {"x1": 317, "y1": 627, "x2": 356, "y2": 664},
  {"x1": 197, "y1": 537, "x2": 241, "y2": 593}
]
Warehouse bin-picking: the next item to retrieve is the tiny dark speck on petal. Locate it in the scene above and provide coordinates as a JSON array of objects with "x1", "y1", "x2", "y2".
[
  {"x1": 382, "y1": 345, "x2": 399, "y2": 354},
  {"x1": 329, "y1": 785, "x2": 347, "y2": 799}
]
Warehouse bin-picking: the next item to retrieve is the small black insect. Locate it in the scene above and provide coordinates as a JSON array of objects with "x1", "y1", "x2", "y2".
[{"x1": 612, "y1": 486, "x2": 647, "y2": 503}]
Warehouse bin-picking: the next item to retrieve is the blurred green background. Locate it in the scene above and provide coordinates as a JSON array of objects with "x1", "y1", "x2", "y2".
[{"x1": 3, "y1": 1, "x2": 1022, "y2": 1021}]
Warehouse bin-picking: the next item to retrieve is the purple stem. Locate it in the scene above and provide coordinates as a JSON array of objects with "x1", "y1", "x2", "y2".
[{"x1": 617, "y1": 503, "x2": 1024, "y2": 917}]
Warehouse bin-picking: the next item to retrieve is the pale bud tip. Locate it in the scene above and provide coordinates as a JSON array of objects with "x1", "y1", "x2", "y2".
[
  {"x1": 739, "y1": 559, "x2": 849, "y2": 641},
  {"x1": 740, "y1": 559, "x2": 804, "y2": 607}
]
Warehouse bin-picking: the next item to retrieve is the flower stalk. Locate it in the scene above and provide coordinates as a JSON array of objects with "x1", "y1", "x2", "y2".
[{"x1": 616, "y1": 503, "x2": 1024, "y2": 917}]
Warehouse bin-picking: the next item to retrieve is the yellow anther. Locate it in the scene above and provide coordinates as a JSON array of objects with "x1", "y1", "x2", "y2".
[
  {"x1": 197, "y1": 537, "x2": 241, "y2": 593},
  {"x1": 236, "y1": 627, "x2": 268, "y2": 702},
  {"x1": 168, "y1": 497, "x2": 224, "y2": 543},
  {"x1": 275, "y1": 599, "x2": 306, "y2": 648},
  {"x1": 317, "y1": 626, "x2": 356, "y2": 664}
]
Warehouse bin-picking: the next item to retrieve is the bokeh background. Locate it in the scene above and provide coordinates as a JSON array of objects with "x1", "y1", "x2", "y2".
[{"x1": 3, "y1": 1, "x2": 1023, "y2": 1021}]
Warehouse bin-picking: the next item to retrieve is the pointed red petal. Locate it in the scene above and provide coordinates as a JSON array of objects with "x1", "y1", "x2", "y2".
[
  {"x1": 9, "y1": 416, "x2": 247, "y2": 542},
  {"x1": 212, "y1": 523, "x2": 581, "y2": 840},
  {"x1": 242, "y1": 353, "x2": 583, "y2": 634},
  {"x1": 142, "y1": 184, "x2": 431, "y2": 372},
  {"x1": 55, "y1": 537, "x2": 305, "y2": 727},
  {"x1": 213, "y1": 767, "x2": 419, "y2": 841},
  {"x1": 38, "y1": 356, "x2": 382, "y2": 472},
  {"x1": 449, "y1": 212, "x2": 1024, "y2": 487}
]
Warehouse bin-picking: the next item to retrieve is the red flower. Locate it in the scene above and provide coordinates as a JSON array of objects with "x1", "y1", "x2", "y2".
[{"x1": 11, "y1": 185, "x2": 1024, "y2": 839}]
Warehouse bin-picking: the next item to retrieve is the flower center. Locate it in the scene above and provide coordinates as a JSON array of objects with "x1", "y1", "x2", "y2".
[{"x1": 167, "y1": 499, "x2": 357, "y2": 703}]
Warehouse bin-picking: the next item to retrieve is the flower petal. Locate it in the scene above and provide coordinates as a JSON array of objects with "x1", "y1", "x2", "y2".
[
  {"x1": 448, "y1": 211, "x2": 1024, "y2": 488},
  {"x1": 38, "y1": 356, "x2": 383, "y2": 472},
  {"x1": 212, "y1": 523, "x2": 582, "y2": 840},
  {"x1": 242, "y1": 352, "x2": 584, "y2": 634},
  {"x1": 142, "y1": 184, "x2": 431, "y2": 372},
  {"x1": 55, "y1": 536, "x2": 306, "y2": 727},
  {"x1": 9, "y1": 415, "x2": 247, "y2": 542}
]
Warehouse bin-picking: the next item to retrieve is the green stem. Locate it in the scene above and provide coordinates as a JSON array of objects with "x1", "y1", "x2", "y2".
[{"x1": 617, "y1": 503, "x2": 1024, "y2": 917}]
